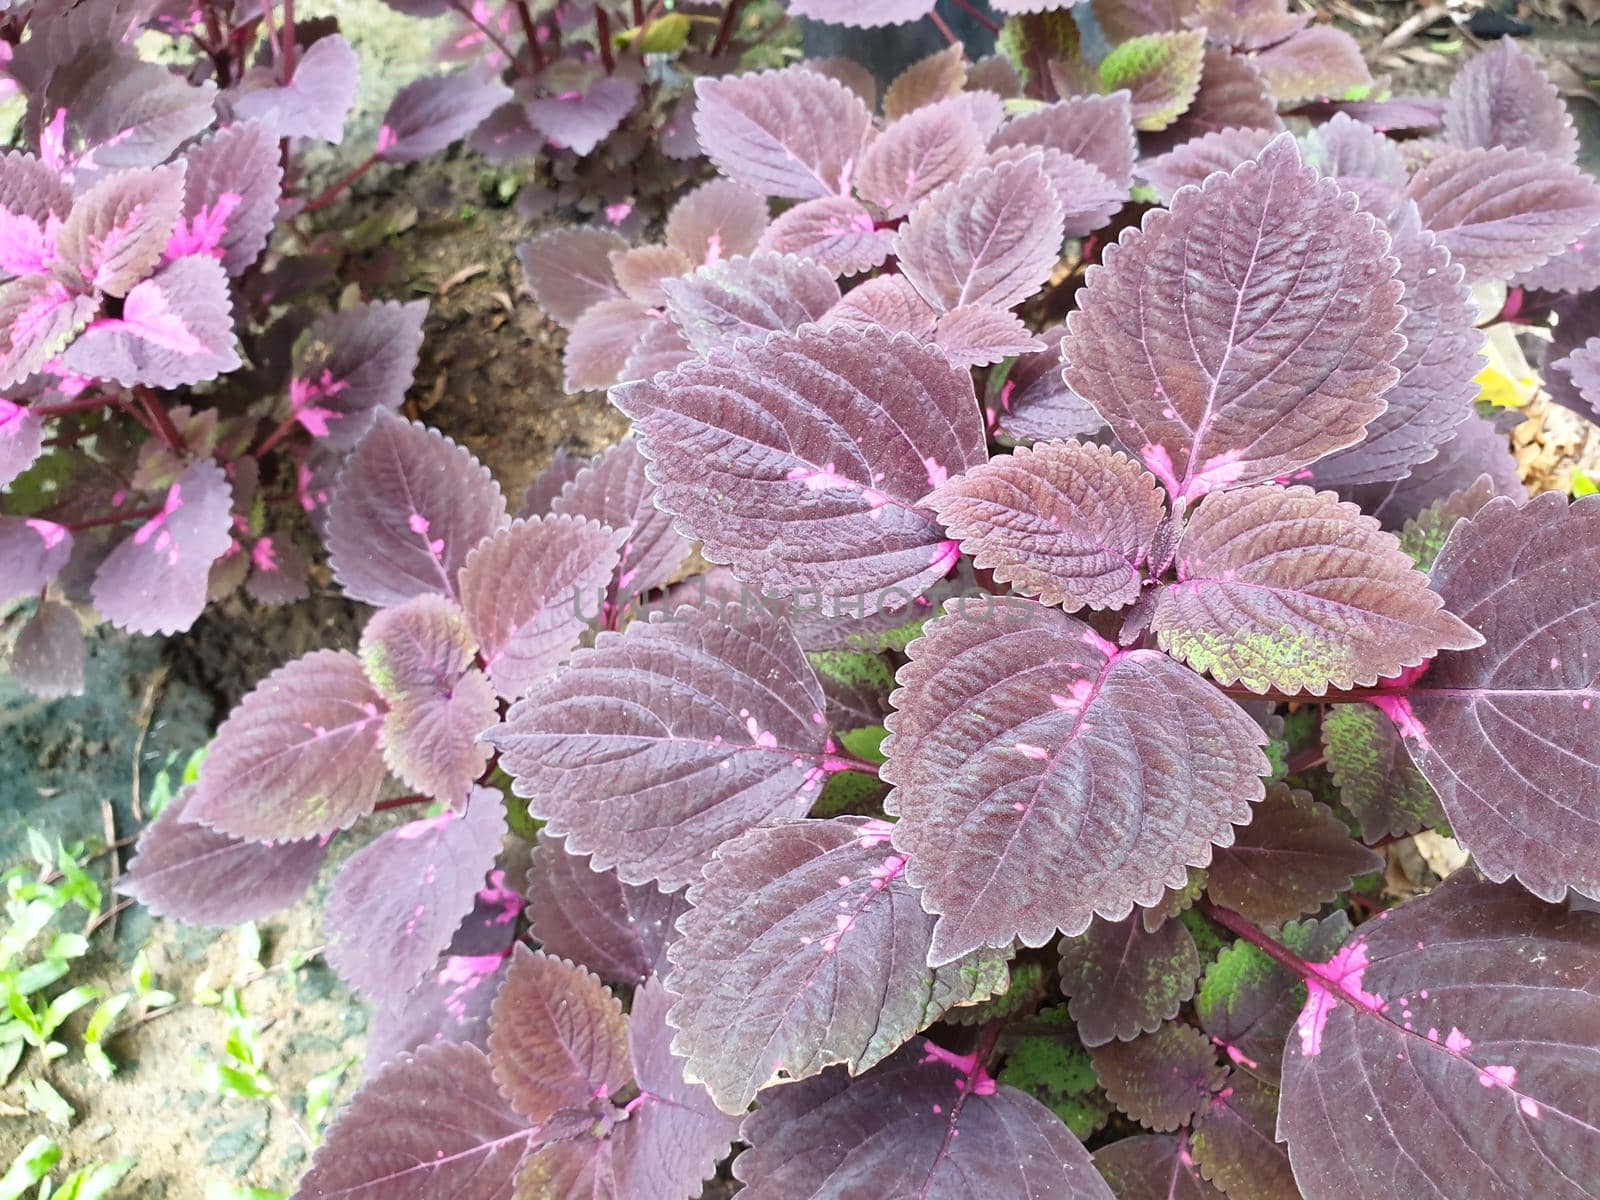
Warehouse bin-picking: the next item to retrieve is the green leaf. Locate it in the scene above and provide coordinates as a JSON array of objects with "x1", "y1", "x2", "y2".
[
  {"x1": 44, "y1": 934, "x2": 89, "y2": 963},
  {"x1": 14, "y1": 959, "x2": 70, "y2": 997},
  {"x1": 0, "y1": 1137, "x2": 60, "y2": 1200},
  {"x1": 637, "y1": 11, "x2": 691, "y2": 53},
  {"x1": 0, "y1": 1037, "x2": 22, "y2": 1085},
  {"x1": 44, "y1": 985, "x2": 100, "y2": 1035},
  {"x1": 998, "y1": 1008, "x2": 1111, "y2": 1139},
  {"x1": 23, "y1": 1078, "x2": 74, "y2": 1126},
  {"x1": 304, "y1": 1056, "x2": 354, "y2": 1142},
  {"x1": 204, "y1": 1183, "x2": 287, "y2": 1200},
  {"x1": 1097, "y1": 31, "x2": 1205, "y2": 131},
  {"x1": 1574, "y1": 469, "x2": 1599, "y2": 499},
  {"x1": 997, "y1": 11, "x2": 1080, "y2": 93},
  {"x1": 50, "y1": 1158, "x2": 136, "y2": 1200}
]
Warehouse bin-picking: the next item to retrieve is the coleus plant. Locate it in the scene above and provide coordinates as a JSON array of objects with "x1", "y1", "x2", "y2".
[
  {"x1": 0, "y1": 0, "x2": 508, "y2": 697},
  {"x1": 119, "y1": 13, "x2": 1600, "y2": 1200}
]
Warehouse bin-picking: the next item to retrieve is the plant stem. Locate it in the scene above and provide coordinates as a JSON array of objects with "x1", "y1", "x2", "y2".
[
  {"x1": 1285, "y1": 746, "x2": 1327, "y2": 775},
  {"x1": 137, "y1": 389, "x2": 187, "y2": 455},
  {"x1": 1197, "y1": 899, "x2": 1319, "y2": 981},
  {"x1": 1214, "y1": 682, "x2": 1392, "y2": 705},
  {"x1": 373, "y1": 794, "x2": 433, "y2": 813},
  {"x1": 632, "y1": 0, "x2": 645, "y2": 26},
  {"x1": 454, "y1": 0, "x2": 523, "y2": 71},
  {"x1": 63, "y1": 505, "x2": 164, "y2": 533},
  {"x1": 595, "y1": 5, "x2": 616, "y2": 73},
  {"x1": 32, "y1": 393, "x2": 117, "y2": 418},
  {"x1": 301, "y1": 153, "x2": 378, "y2": 214},
  {"x1": 253, "y1": 412, "x2": 302, "y2": 460},
  {"x1": 710, "y1": 0, "x2": 744, "y2": 56},
  {"x1": 926, "y1": 6, "x2": 960, "y2": 46},
  {"x1": 513, "y1": 0, "x2": 546, "y2": 71},
  {"x1": 280, "y1": 0, "x2": 298, "y2": 83},
  {"x1": 945, "y1": 0, "x2": 998, "y2": 34}
]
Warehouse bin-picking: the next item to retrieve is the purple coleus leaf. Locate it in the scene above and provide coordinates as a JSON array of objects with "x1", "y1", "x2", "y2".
[
  {"x1": 289, "y1": 300, "x2": 428, "y2": 449},
  {"x1": 818, "y1": 273, "x2": 937, "y2": 337},
  {"x1": 0, "y1": 398, "x2": 46, "y2": 487},
  {"x1": 118, "y1": 784, "x2": 326, "y2": 926},
  {"x1": 527, "y1": 830, "x2": 690, "y2": 987},
  {"x1": 995, "y1": 326, "x2": 1108, "y2": 444},
  {"x1": 1320, "y1": 704, "x2": 1443, "y2": 843},
  {"x1": 1139, "y1": 126, "x2": 1277, "y2": 205},
  {"x1": 0, "y1": 150, "x2": 71, "y2": 278},
  {"x1": 990, "y1": 94, "x2": 1139, "y2": 191},
  {"x1": 661, "y1": 251, "x2": 840, "y2": 356},
  {"x1": 666, "y1": 815, "x2": 1011, "y2": 1114},
  {"x1": 1064, "y1": 136, "x2": 1405, "y2": 504},
  {"x1": 895, "y1": 154, "x2": 1064, "y2": 314},
  {"x1": 1252, "y1": 25, "x2": 1371, "y2": 103},
  {"x1": 91, "y1": 458, "x2": 233, "y2": 635},
  {"x1": 693, "y1": 67, "x2": 873, "y2": 200},
  {"x1": 326, "y1": 412, "x2": 508, "y2": 608},
  {"x1": 0, "y1": 277, "x2": 98, "y2": 388},
  {"x1": 784, "y1": 0, "x2": 937, "y2": 26},
  {"x1": 517, "y1": 448, "x2": 587, "y2": 520},
  {"x1": 620, "y1": 319, "x2": 695, "y2": 385},
  {"x1": 880, "y1": 44, "x2": 965, "y2": 119},
  {"x1": 664, "y1": 177, "x2": 770, "y2": 268},
  {"x1": 233, "y1": 33, "x2": 360, "y2": 143},
  {"x1": 984, "y1": 144, "x2": 1127, "y2": 240},
  {"x1": 1278, "y1": 877, "x2": 1600, "y2": 1199},
  {"x1": 1058, "y1": 912, "x2": 1203, "y2": 1047},
  {"x1": 931, "y1": 303, "x2": 1044, "y2": 369},
  {"x1": 61, "y1": 255, "x2": 242, "y2": 388},
  {"x1": 1091, "y1": 1021, "x2": 1227, "y2": 1133},
  {"x1": 326, "y1": 790, "x2": 506, "y2": 1004},
  {"x1": 612, "y1": 325, "x2": 986, "y2": 617},
  {"x1": 0, "y1": 515, "x2": 73, "y2": 605},
  {"x1": 884, "y1": 598, "x2": 1268, "y2": 964},
  {"x1": 1205, "y1": 784, "x2": 1382, "y2": 925},
  {"x1": 1308, "y1": 203, "x2": 1481, "y2": 488},
  {"x1": 1406, "y1": 145, "x2": 1600, "y2": 283},
  {"x1": 11, "y1": 600, "x2": 85, "y2": 699},
  {"x1": 756, "y1": 194, "x2": 892, "y2": 277},
  {"x1": 609, "y1": 245, "x2": 692, "y2": 309},
  {"x1": 734, "y1": 1043, "x2": 1116, "y2": 1199},
  {"x1": 1195, "y1": 912, "x2": 1353, "y2": 1087},
  {"x1": 1189, "y1": 1071, "x2": 1296, "y2": 1200},
  {"x1": 376, "y1": 72, "x2": 511, "y2": 162},
  {"x1": 490, "y1": 600, "x2": 833, "y2": 890},
  {"x1": 185, "y1": 649, "x2": 388, "y2": 840},
  {"x1": 1150, "y1": 484, "x2": 1482, "y2": 695},
  {"x1": 1086, "y1": 31, "x2": 1207, "y2": 132},
  {"x1": 359, "y1": 595, "x2": 497, "y2": 804},
  {"x1": 926, "y1": 440, "x2": 1166, "y2": 612},
  {"x1": 1162, "y1": 46, "x2": 1284, "y2": 143},
  {"x1": 458, "y1": 515, "x2": 623, "y2": 701},
  {"x1": 292, "y1": 1042, "x2": 533, "y2": 1200},
  {"x1": 546, "y1": 438, "x2": 693, "y2": 603},
  {"x1": 1093, "y1": 1133, "x2": 1222, "y2": 1200},
  {"x1": 1396, "y1": 493, "x2": 1600, "y2": 901},
  {"x1": 1342, "y1": 409, "x2": 1525, "y2": 531},
  {"x1": 173, "y1": 122, "x2": 284, "y2": 277},
  {"x1": 517, "y1": 226, "x2": 627, "y2": 329},
  {"x1": 525, "y1": 76, "x2": 640, "y2": 157},
  {"x1": 56, "y1": 162, "x2": 185, "y2": 296},
  {"x1": 1443, "y1": 37, "x2": 1578, "y2": 164},
  {"x1": 563, "y1": 296, "x2": 658, "y2": 392},
  {"x1": 1185, "y1": 0, "x2": 1309, "y2": 50},
  {"x1": 855, "y1": 101, "x2": 987, "y2": 219},
  {"x1": 1298, "y1": 112, "x2": 1409, "y2": 218}
]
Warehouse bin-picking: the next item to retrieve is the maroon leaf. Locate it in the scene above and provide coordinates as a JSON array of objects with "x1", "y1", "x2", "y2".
[
  {"x1": 1399, "y1": 493, "x2": 1600, "y2": 901},
  {"x1": 1195, "y1": 912, "x2": 1353, "y2": 1087},
  {"x1": 91, "y1": 458, "x2": 233, "y2": 636},
  {"x1": 612, "y1": 325, "x2": 986, "y2": 616},
  {"x1": 359, "y1": 595, "x2": 496, "y2": 804},
  {"x1": 1396, "y1": 474, "x2": 1500, "y2": 574},
  {"x1": 527, "y1": 830, "x2": 689, "y2": 987},
  {"x1": 489, "y1": 600, "x2": 829, "y2": 890},
  {"x1": 1189, "y1": 1073, "x2": 1296, "y2": 1200},
  {"x1": 1252, "y1": 26, "x2": 1371, "y2": 104},
  {"x1": 882, "y1": 44, "x2": 967, "y2": 119},
  {"x1": 931, "y1": 303, "x2": 1044, "y2": 369},
  {"x1": 1407, "y1": 146, "x2": 1600, "y2": 283},
  {"x1": 563, "y1": 297, "x2": 658, "y2": 393},
  {"x1": 661, "y1": 251, "x2": 840, "y2": 355},
  {"x1": 0, "y1": 150, "x2": 70, "y2": 278},
  {"x1": 819, "y1": 273, "x2": 937, "y2": 337},
  {"x1": 547, "y1": 437, "x2": 695, "y2": 601},
  {"x1": 927, "y1": 440, "x2": 1163, "y2": 611},
  {"x1": 290, "y1": 300, "x2": 428, "y2": 450},
  {"x1": 526, "y1": 76, "x2": 639, "y2": 157},
  {"x1": 663, "y1": 178, "x2": 769, "y2": 267},
  {"x1": 0, "y1": 399, "x2": 45, "y2": 488},
  {"x1": 1186, "y1": 0, "x2": 1308, "y2": 50},
  {"x1": 57, "y1": 162, "x2": 185, "y2": 296},
  {"x1": 1444, "y1": 37, "x2": 1577, "y2": 163},
  {"x1": 990, "y1": 94, "x2": 1138, "y2": 189},
  {"x1": 884, "y1": 599, "x2": 1268, "y2": 963},
  {"x1": 756, "y1": 194, "x2": 892, "y2": 277},
  {"x1": 119, "y1": 784, "x2": 326, "y2": 926},
  {"x1": 293, "y1": 1042, "x2": 533, "y2": 1200},
  {"x1": 488, "y1": 947, "x2": 631, "y2": 1129},
  {"x1": 1309, "y1": 204, "x2": 1481, "y2": 488},
  {"x1": 1321, "y1": 704, "x2": 1443, "y2": 842},
  {"x1": 0, "y1": 515, "x2": 72, "y2": 606},
  {"x1": 1206, "y1": 785, "x2": 1382, "y2": 925},
  {"x1": 1140, "y1": 127, "x2": 1276, "y2": 204},
  {"x1": 234, "y1": 34, "x2": 358, "y2": 143},
  {"x1": 458, "y1": 516, "x2": 624, "y2": 701},
  {"x1": 666, "y1": 816, "x2": 1011, "y2": 1113},
  {"x1": 0, "y1": 279, "x2": 93, "y2": 387},
  {"x1": 1279, "y1": 878, "x2": 1600, "y2": 1200},
  {"x1": 1093, "y1": 1134, "x2": 1223, "y2": 1200},
  {"x1": 245, "y1": 537, "x2": 311, "y2": 606},
  {"x1": 693, "y1": 67, "x2": 873, "y2": 200},
  {"x1": 517, "y1": 448, "x2": 586, "y2": 520},
  {"x1": 61, "y1": 256, "x2": 241, "y2": 388},
  {"x1": 1513, "y1": 233, "x2": 1600, "y2": 294},
  {"x1": 856, "y1": 102, "x2": 987, "y2": 219},
  {"x1": 326, "y1": 412, "x2": 508, "y2": 608},
  {"x1": 1165, "y1": 48, "x2": 1283, "y2": 141},
  {"x1": 620, "y1": 320, "x2": 694, "y2": 384},
  {"x1": 186, "y1": 649, "x2": 388, "y2": 840},
  {"x1": 609, "y1": 244, "x2": 692, "y2": 308},
  {"x1": 10, "y1": 599, "x2": 84, "y2": 699},
  {"x1": 1299, "y1": 112, "x2": 1409, "y2": 217},
  {"x1": 984, "y1": 144, "x2": 1128, "y2": 238},
  {"x1": 1343, "y1": 410, "x2": 1525, "y2": 530},
  {"x1": 996, "y1": 327, "x2": 1108, "y2": 444},
  {"x1": 377, "y1": 72, "x2": 511, "y2": 162},
  {"x1": 326, "y1": 790, "x2": 505, "y2": 1003},
  {"x1": 786, "y1": 0, "x2": 936, "y2": 25},
  {"x1": 1064, "y1": 136, "x2": 1405, "y2": 504},
  {"x1": 174, "y1": 121, "x2": 283, "y2": 277},
  {"x1": 734, "y1": 1044, "x2": 1116, "y2": 1199},
  {"x1": 517, "y1": 227, "x2": 627, "y2": 328},
  {"x1": 1058, "y1": 912, "x2": 1204, "y2": 1047},
  {"x1": 895, "y1": 155, "x2": 1065, "y2": 314},
  {"x1": 1152, "y1": 484, "x2": 1483, "y2": 695},
  {"x1": 1091, "y1": 1022, "x2": 1227, "y2": 1132}
]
